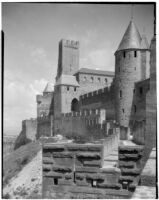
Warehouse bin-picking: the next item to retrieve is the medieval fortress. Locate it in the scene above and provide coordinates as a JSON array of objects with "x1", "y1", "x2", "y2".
[{"x1": 14, "y1": 16, "x2": 156, "y2": 198}]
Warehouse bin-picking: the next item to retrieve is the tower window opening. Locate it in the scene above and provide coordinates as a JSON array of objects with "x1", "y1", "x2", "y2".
[
  {"x1": 139, "y1": 87, "x2": 143, "y2": 94},
  {"x1": 91, "y1": 77, "x2": 94, "y2": 82},
  {"x1": 84, "y1": 76, "x2": 87, "y2": 81},
  {"x1": 134, "y1": 105, "x2": 137, "y2": 113},
  {"x1": 67, "y1": 86, "x2": 69, "y2": 91},
  {"x1": 74, "y1": 87, "x2": 76, "y2": 92},
  {"x1": 54, "y1": 178, "x2": 58, "y2": 185},
  {"x1": 123, "y1": 51, "x2": 126, "y2": 58},
  {"x1": 134, "y1": 51, "x2": 137, "y2": 57},
  {"x1": 120, "y1": 90, "x2": 122, "y2": 98},
  {"x1": 122, "y1": 109, "x2": 125, "y2": 113},
  {"x1": 105, "y1": 78, "x2": 108, "y2": 83},
  {"x1": 98, "y1": 77, "x2": 101, "y2": 82}
]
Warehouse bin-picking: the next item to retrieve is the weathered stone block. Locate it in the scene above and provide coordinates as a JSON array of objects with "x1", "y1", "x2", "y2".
[
  {"x1": 44, "y1": 171, "x2": 64, "y2": 178},
  {"x1": 76, "y1": 152, "x2": 101, "y2": 159},
  {"x1": 97, "y1": 183, "x2": 121, "y2": 190},
  {"x1": 43, "y1": 164, "x2": 52, "y2": 172},
  {"x1": 76, "y1": 166, "x2": 99, "y2": 173},
  {"x1": 121, "y1": 168, "x2": 141, "y2": 176},
  {"x1": 83, "y1": 160, "x2": 101, "y2": 167},
  {"x1": 53, "y1": 165, "x2": 72, "y2": 173},
  {"x1": 52, "y1": 152, "x2": 73, "y2": 158},
  {"x1": 43, "y1": 144, "x2": 65, "y2": 151},
  {"x1": 43, "y1": 157, "x2": 54, "y2": 164}
]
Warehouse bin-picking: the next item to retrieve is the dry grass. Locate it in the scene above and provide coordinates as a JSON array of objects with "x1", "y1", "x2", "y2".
[{"x1": 3, "y1": 141, "x2": 41, "y2": 187}]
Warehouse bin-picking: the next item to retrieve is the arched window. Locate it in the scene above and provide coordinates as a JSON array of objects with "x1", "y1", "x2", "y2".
[
  {"x1": 134, "y1": 51, "x2": 137, "y2": 57},
  {"x1": 91, "y1": 77, "x2": 94, "y2": 82},
  {"x1": 139, "y1": 87, "x2": 143, "y2": 94},
  {"x1": 67, "y1": 86, "x2": 69, "y2": 91},
  {"x1": 84, "y1": 76, "x2": 87, "y2": 81},
  {"x1": 120, "y1": 90, "x2": 122, "y2": 98},
  {"x1": 134, "y1": 105, "x2": 137, "y2": 113},
  {"x1": 71, "y1": 98, "x2": 79, "y2": 112},
  {"x1": 123, "y1": 51, "x2": 126, "y2": 58},
  {"x1": 105, "y1": 78, "x2": 108, "y2": 83},
  {"x1": 98, "y1": 77, "x2": 101, "y2": 82},
  {"x1": 74, "y1": 87, "x2": 76, "y2": 92}
]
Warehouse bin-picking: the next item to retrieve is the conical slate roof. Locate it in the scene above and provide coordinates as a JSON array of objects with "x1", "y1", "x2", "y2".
[
  {"x1": 43, "y1": 82, "x2": 54, "y2": 93},
  {"x1": 117, "y1": 20, "x2": 142, "y2": 51},
  {"x1": 140, "y1": 34, "x2": 149, "y2": 50}
]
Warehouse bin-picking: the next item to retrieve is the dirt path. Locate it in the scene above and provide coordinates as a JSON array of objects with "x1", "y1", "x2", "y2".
[{"x1": 3, "y1": 150, "x2": 42, "y2": 199}]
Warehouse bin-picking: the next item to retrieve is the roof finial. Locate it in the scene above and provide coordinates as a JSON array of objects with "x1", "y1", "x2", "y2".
[{"x1": 131, "y1": 4, "x2": 134, "y2": 21}]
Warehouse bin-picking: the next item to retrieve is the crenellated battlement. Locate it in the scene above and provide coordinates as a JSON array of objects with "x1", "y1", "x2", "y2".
[
  {"x1": 61, "y1": 108, "x2": 105, "y2": 119},
  {"x1": 61, "y1": 39, "x2": 79, "y2": 49},
  {"x1": 80, "y1": 85, "x2": 112, "y2": 100},
  {"x1": 37, "y1": 115, "x2": 51, "y2": 122}
]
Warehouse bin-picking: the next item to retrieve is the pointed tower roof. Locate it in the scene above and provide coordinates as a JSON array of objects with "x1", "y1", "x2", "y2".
[
  {"x1": 117, "y1": 20, "x2": 142, "y2": 52},
  {"x1": 43, "y1": 82, "x2": 54, "y2": 93},
  {"x1": 140, "y1": 34, "x2": 149, "y2": 50}
]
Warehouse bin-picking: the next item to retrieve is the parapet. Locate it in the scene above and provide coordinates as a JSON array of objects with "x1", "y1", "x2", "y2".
[
  {"x1": 61, "y1": 39, "x2": 79, "y2": 49},
  {"x1": 80, "y1": 85, "x2": 112, "y2": 100},
  {"x1": 37, "y1": 115, "x2": 51, "y2": 122}
]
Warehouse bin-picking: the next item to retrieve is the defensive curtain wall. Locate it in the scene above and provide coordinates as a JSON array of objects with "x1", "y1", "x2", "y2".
[{"x1": 79, "y1": 85, "x2": 115, "y2": 120}]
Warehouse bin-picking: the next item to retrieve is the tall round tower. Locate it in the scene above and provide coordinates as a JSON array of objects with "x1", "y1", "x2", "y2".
[{"x1": 114, "y1": 20, "x2": 149, "y2": 131}]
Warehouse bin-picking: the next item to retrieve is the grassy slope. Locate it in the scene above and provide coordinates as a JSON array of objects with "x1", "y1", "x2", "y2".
[{"x1": 3, "y1": 141, "x2": 41, "y2": 186}]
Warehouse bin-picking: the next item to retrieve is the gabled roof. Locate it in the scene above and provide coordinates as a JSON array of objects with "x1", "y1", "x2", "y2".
[
  {"x1": 55, "y1": 74, "x2": 79, "y2": 87},
  {"x1": 74, "y1": 68, "x2": 114, "y2": 76},
  {"x1": 117, "y1": 20, "x2": 142, "y2": 51},
  {"x1": 43, "y1": 82, "x2": 54, "y2": 93}
]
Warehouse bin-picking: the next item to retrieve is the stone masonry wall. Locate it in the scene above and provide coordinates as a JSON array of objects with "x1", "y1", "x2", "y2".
[
  {"x1": 42, "y1": 143, "x2": 131, "y2": 199},
  {"x1": 80, "y1": 86, "x2": 115, "y2": 120},
  {"x1": 37, "y1": 116, "x2": 51, "y2": 139},
  {"x1": 14, "y1": 118, "x2": 37, "y2": 150},
  {"x1": 76, "y1": 72, "x2": 114, "y2": 95},
  {"x1": 118, "y1": 145, "x2": 144, "y2": 192},
  {"x1": 114, "y1": 50, "x2": 142, "y2": 128}
]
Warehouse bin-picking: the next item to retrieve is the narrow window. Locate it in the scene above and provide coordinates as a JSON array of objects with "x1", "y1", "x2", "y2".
[
  {"x1": 105, "y1": 78, "x2": 107, "y2": 83},
  {"x1": 139, "y1": 87, "x2": 143, "y2": 94},
  {"x1": 134, "y1": 105, "x2": 137, "y2": 113},
  {"x1": 74, "y1": 87, "x2": 76, "y2": 91},
  {"x1": 54, "y1": 178, "x2": 58, "y2": 185},
  {"x1": 123, "y1": 51, "x2": 126, "y2": 58},
  {"x1": 84, "y1": 76, "x2": 87, "y2": 81},
  {"x1": 91, "y1": 77, "x2": 94, "y2": 82},
  {"x1": 122, "y1": 109, "x2": 125, "y2": 113},
  {"x1": 67, "y1": 86, "x2": 69, "y2": 91},
  {"x1": 98, "y1": 77, "x2": 101, "y2": 82},
  {"x1": 92, "y1": 180, "x2": 97, "y2": 187},
  {"x1": 134, "y1": 51, "x2": 137, "y2": 57},
  {"x1": 120, "y1": 90, "x2": 122, "y2": 98},
  {"x1": 133, "y1": 89, "x2": 135, "y2": 94}
]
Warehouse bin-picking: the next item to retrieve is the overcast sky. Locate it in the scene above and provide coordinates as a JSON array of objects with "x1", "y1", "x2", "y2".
[{"x1": 2, "y1": 3, "x2": 154, "y2": 135}]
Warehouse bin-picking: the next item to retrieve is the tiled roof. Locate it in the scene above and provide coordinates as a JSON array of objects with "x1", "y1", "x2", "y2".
[
  {"x1": 74, "y1": 68, "x2": 114, "y2": 76},
  {"x1": 55, "y1": 74, "x2": 79, "y2": 86}
]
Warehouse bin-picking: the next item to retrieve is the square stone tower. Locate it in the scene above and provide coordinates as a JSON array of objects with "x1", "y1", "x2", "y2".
[{"x1": 56, "y1": 39, "x2": 79, "y2": 80}]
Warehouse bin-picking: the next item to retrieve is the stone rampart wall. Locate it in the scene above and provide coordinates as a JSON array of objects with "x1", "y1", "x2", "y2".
[
  {"x1": 42, "y1": 143, "x2": 131, "y2": 199},
  {"x1": 79, "y1": 85, "x2": 115, "y2": 120}
]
